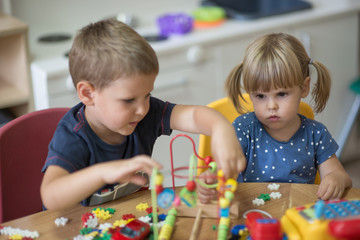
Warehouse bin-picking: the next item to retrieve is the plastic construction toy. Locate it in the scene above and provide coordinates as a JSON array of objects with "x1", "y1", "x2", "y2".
[
  {"x1": 0, "y1": 226, "x2": 40, "y2": 239},
  {"x1": 110, "y1": 219, "x2": 151, "y2": 240},
  {"x1": 245, "y1": 211, "x2": 284, "y2": 240},
  {"x1": 281, "y1": 199, "x2": 360, "y2": 240},
  {"x1": 54, "y1": 217, "x2": 69, "y2": 226},
  {"x1": 149, "y1": 134, "x2": 238, "y2": 240}
]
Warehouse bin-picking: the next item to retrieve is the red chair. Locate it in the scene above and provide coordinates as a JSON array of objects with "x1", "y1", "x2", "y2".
[{"x1": 0, "y1": 108, "x2": 69, "y2": 223}]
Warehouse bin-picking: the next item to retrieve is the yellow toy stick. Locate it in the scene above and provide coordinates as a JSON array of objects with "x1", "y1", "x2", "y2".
[{"x1": 189, "y1": 209, "x2": 203, "y2": 240}]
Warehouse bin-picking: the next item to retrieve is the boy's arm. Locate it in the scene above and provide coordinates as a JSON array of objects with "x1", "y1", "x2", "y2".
[
  {"x1": 316, "y1": 154, "x2": 352, "y2": 200},
  {"x1": 170, "y1": 104, "x2": 246, "y2": 179},
  {"x1": 41, "y1": 155, "x2": 161, "y2": 210}
]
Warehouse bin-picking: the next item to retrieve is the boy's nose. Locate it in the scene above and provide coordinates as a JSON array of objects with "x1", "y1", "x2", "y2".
[{"x1": 135, "y1": 102, "x2": 148, "y2": 115}]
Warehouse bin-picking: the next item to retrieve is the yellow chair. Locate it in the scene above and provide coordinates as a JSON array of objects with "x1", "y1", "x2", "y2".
[{"x1": 198, "y1": 94, "x2": 321, "y2": 184}]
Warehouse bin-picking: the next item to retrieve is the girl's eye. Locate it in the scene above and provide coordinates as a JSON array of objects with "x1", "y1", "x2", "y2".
[
  {"x1": 256, "y1": 94, "x2": 265, "y2": 99},
  {"x1": 278, "y1": 92, "x2": 288, "y2": 97}
]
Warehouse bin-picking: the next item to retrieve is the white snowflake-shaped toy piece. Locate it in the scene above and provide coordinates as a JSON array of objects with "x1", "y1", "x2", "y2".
[
  {"x1": 252, "y1": 198, "x2": 265, "y2": 206},
  {"x1": 270, "y1": 191, "x2": 282, "y2": 199},
  {"x1": 268, "y1": 183, "x2": 280, "y2": 191},
  {"x1": 55, "y1": 217, "x2": 69, "y2": 226}
]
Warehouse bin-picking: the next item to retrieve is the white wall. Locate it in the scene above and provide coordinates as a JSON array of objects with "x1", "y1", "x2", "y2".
[{"x1": 9, "y1": 0, "x2": 201, "y2": 60}]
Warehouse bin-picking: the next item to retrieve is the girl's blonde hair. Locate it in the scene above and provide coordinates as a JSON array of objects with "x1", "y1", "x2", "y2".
[{"x1": 225, "y1": 33, "x2": 331, "y2": 114}]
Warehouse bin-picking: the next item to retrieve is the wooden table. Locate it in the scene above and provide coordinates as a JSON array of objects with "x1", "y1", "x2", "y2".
[{"x1": 1, "y1": 183, "x2": 360, "y2": 239}]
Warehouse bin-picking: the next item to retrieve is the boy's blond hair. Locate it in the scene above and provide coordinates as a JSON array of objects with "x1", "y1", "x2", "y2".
[
  {"x1": 69, "y1": 19, "x2": 159, "y2": 90},
  {"x1": 225, "y1": 33, "x2": 331, "y2": 114}
]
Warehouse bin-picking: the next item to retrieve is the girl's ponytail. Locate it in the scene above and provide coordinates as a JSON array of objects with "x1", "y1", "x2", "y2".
[
  {"x1": 311, "y1": 60, "x2": 331, "y2": 113},
  {"x1": 225, "y1": 63, "x2": 248, "y2": 114}
]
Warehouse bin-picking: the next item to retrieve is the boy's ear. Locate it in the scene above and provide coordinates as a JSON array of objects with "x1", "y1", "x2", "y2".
[
  {"x1": 77, "y1": 81, "x2": 95, "y2": 105},
  {"x1": 301, "y1": 77, "x2": 311, "y2": 98}
]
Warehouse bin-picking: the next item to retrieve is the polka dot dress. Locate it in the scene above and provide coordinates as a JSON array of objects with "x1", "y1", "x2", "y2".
[{"x1": 234, "y1": 112, "x2": 338, "y2": 184}]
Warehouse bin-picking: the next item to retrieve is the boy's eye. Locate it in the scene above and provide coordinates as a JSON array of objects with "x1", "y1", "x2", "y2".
[{"x1": 123, "y1": 98, "x2": 135, "y2": 104}]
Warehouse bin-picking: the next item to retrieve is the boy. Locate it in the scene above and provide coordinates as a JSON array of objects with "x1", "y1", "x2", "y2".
[{"x1": 40, "y1": 19, "x2": 246, "y2": 210}]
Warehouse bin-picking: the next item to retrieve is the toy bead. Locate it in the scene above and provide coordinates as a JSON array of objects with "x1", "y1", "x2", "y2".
[
  {"x1": 155, "y1": 184, "x2": 164, "y2": 194},
  {"x1": 173, "y1": 195, "x2": 181, "y2": 206},
  {"x1": 204, "y1": 156, "x2": 213, "y2": 166},
  {"x1": 157, "y1": 189, "x2": 175, "y2": 209},
  {"x1": 186, "y1": 180, "x2": 196, "y2": 192},
  {"x1": 180, "y1": 187, "x2": 197, "y2": 207},
  {"x1": 159, "y1": 208, "x2": 177, "y2": 240},
  {"x1": 155, "y1": 173, "x2": 164, "y2": 185},
  {"x1": 224, "y1": 190, "x2": 234, "y2": 201},
  {"x1": 225, "y1": 179, "x2": 238, "y2": 192},
  {"x1": 219, "y1": 197, "x2": 230, "y2": 208},
  {"x1": 208, "y1": 161, "x2": 217, "y2": 172},
  {"x1": 217, "y1": 170, "x2": 224, "y2": 178}
]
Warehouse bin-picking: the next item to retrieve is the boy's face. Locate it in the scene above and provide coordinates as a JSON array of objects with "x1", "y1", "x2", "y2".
[{"x1": 84, "y1": 73, "x2": 156, "y2": 144}]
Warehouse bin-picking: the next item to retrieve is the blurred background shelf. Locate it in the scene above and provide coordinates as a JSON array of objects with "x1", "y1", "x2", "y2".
[{"x1": 0, "y1": 13, "x2": 33, "y2": 119}]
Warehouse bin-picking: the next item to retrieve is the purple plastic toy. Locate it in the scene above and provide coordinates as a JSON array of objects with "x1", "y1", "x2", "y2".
[{"x1": 157, "y1": 13, "x2": 193, "y2": 36}]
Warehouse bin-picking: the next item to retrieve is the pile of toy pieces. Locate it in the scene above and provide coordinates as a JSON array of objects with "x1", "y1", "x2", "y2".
[
  {"x1": 74, "y1": 206, "x2": 170, "y2": 240},
  {"x1": 0, "y1": 225, "x2": 39, "y2": 239}
]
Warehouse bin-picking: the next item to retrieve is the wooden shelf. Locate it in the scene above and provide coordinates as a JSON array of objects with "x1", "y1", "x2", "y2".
[
  {"x1": 0, "y1": 13, "x2": 27, "y2": 36},
  {"x1": 0, "y1": 81, "x2": 28, "y2": 109},
  {"x1": 0, "y1": 14, "x2": 32, "y2": 116}
]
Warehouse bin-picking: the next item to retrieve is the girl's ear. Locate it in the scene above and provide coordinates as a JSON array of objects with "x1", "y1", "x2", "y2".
[
  {"x1": 77, "y1": 81, "x2": 95, "y2": 105},
  {"x1": 301, "y1": 77, "x2": 311, "y2": 98}
]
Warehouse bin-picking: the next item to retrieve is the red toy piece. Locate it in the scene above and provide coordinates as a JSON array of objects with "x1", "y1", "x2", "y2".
[
  {"x1": 186, "y1": 180, "x2": 196, "y2": 191},
  {"x1": 145, "y1": 207, "x2": 159, "y2": 214},
  {"x1": 122, "y1": 214, "x2": 136, "y2": 220},
  {"x1": 204, "y1": 156, "x2": 213, "y2": 166},
  {"x1": 328, "y1": 218, "x2": 360, "y2": 239},
  {"x1": 111, "y1": 219, "x2": 150, "y2": 240},
  {"x1": 252, "y1": 219, "x2": 283, "y2": 240},
  {"x1": 155, "y1": 185, "x2": 164, "y2": 194},
  {"x1": 82, "y1": 212, "x2": 98, "y2": 228},
  {"x1": 245, "y1": 211, "x2": 264, "y2": 233},
  {"x1": 245, "y1": 211, "x2": 283, "y2": 240}
]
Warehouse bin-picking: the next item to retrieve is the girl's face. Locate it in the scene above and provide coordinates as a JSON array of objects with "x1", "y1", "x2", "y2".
[
  {"x1": 249, "y1": 82, "x2": 309, "y2": 141},
  {"x1": 84, "y1": 73, "x2": 156, "y2": 145}
]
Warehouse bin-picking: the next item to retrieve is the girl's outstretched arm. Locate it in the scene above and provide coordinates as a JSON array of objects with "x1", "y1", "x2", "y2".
[{"x1": 316, "y1": 154, "x2": 352, "y2": 200}]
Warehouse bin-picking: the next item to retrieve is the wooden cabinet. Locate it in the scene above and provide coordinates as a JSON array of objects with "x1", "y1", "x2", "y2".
[
  {"x1": 291, "y1": 13, "x2": 359, "y2": 141},
  {"x1": 0, "y1": 14, "x2": 32, "y2": 117}
]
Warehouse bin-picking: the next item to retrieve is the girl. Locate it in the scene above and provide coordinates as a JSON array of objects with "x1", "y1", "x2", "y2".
[{"x1": 198, "y1": 33, "x2": 351, "y2": 203}]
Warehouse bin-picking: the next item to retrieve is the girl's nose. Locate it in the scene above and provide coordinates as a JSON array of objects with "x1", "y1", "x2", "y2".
[{"x1": 268, "y1": 98, "x2": 278, "y2": 110}]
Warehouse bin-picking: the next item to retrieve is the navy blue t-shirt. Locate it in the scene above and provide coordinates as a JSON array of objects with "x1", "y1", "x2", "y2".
[{"x1": 42, "y1": 97, "x2": 175, "y2": 206}]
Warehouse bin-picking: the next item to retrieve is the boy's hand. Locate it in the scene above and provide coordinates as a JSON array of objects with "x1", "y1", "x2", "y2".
[
  {"x1": 102, "y1": 155, "x2": 162, "y2": 186},
  {"x1": 211, "y1": 125, "x2": 246, "y2": 179},
  {"x1": 197, "y1": 170, "x2": 218, "y2": 204}
]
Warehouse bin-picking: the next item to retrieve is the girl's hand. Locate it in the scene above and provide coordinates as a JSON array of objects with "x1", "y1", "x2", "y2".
[
  {"x1": 197, "y1": 170, "x2": 218, "y2": 204},
  {"x1": 316, "y1": 155, "x2": 352, "y2": 200},
  {"x1": 316, "y1": 170, "x2": 348, "y2": 200}
]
